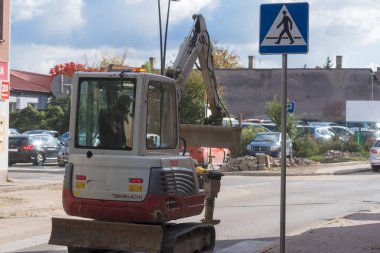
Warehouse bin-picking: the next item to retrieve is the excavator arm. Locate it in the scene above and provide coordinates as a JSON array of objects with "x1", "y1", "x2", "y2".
[{"x1": 166, "y1": 14, "x2": 223, "y2": 125}]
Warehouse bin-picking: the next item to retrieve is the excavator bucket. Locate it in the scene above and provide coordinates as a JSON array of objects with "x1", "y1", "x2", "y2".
[
  {"x1": 180, "y1": 124, "x2": 242, "y2": 149},
  {"x1": 49, "y1": 218, "x2": 163, "y2": 253}
]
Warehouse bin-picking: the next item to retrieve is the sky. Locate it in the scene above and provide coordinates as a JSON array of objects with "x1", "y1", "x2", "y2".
[{"x1": 9, "y1": 0, "x2": 380, "y2": 74}]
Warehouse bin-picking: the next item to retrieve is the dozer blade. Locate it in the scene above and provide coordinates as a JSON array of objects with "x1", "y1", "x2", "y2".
[
  {"x1": 49, "y1": 217, "x2": 163, "y2": 253},
  {"x1": 180, "y1": 124, "x2": 242, "y2": 149}
]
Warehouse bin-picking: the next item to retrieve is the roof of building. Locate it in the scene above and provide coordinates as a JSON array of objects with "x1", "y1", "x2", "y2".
[{"x1": 10, "y1": 69, "x2": 52, "y2": 93}]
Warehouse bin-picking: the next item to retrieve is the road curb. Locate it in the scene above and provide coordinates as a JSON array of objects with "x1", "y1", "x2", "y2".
[
  {"x1": 221, "y1": 165, "x2": 372, "y2": 177},
  {"x1": 332, "y1": 167, "x2": 372, "y2": 175}
]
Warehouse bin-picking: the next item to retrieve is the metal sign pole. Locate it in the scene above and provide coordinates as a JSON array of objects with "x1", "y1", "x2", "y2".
[
  {"x1": 280, "y1": 53, "x2": 288, "y2": 253},
  {"x1": 259, "y1": 3, "x2": 308, "y2": 253}
]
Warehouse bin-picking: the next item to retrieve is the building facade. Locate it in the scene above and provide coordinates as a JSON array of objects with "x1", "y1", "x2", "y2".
[
  {"x1": 9, "y1": 70, "x2": 52, "y2": 112},
  {"x1": 217, "y1": 60, "x2": 379, "y2": 122}
]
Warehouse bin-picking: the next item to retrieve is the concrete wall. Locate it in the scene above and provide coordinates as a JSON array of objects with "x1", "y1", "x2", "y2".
[
  {"x1": 217, "y1": 68, "x2": 375, "y2": 121},
  {"x1": 0, "y1": 0, "x2": 10, "y2": 182}
]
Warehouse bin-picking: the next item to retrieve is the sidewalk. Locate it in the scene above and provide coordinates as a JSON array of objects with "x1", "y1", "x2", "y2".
[{"x1": 260, "y1": 206, "x2": 380, "y2": 253}]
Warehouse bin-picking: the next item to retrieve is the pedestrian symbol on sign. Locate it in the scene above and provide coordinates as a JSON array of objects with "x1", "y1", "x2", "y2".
[
  {"x1": 261, "y1": 5, "x2": 307, "y2": 47},
  {"x1": 275, "y1": 10, "x2": 294, "y2": 44}
]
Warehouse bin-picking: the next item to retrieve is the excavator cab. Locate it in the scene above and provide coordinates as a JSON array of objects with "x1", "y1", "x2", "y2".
[{"x1": 73, "y1": 72, "x2": 178, "y2": 154}]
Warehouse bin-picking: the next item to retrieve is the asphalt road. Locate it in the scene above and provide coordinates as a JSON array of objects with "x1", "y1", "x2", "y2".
[
  {"x1": 6, "y1": 168, "x2": 380, "y2": 253},
  {"x1": 8, "y1": 163, "x2": 64, "y2": 182}
]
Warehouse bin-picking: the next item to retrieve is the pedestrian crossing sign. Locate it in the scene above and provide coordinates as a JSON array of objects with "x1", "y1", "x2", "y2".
[{"x1": 259, "y1": 2, "x2": 309, "y2": 54}]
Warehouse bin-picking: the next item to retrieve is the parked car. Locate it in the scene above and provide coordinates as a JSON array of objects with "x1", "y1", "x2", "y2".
[
  {"x1": 313, "y1": 127, "x2": 338, "y2": 142},
  {"x1": 8, "y1": 128, "x2": 20, "y2": 136},
  {"x1": 295, "y1": 125, "x2": 315, "y2": 139},
  {"x1": 232, "y1": 122, "x2": 271, "y2": 132},
  {"x1": 329, "y1": 126, "x2": 354, "y2": 142},
  {"x1": 308, "y1": 121, "x2": 339, "y2": 127},
  {"x1": 369, "y1": 140, "x2": 380, "y2": 172},
  {"x1": 57, "y1": 139, "x2": 69, "y2": 167},
  {"x1": 8, "y1": 134, "x2": 63, "y2": 166},
  {"x1": 246, "y1": 132, "x2": 293, "y2": 158},
  {"x1": 23, "y1": 130, "x2": 60, "y2": 138},
  {"x1": 295, "y1": 126, "x2": 336, "y2": 142},
  {"x1": 356, "y1": 129, "x2": 380, "y2": 147},
  {"x1": 43, "y1": 130, "x2": 60, "y2": 138},
  {"x1": 257, "y1": 123, "x2": 278, "y2": 132},
  {"x1": 345, "y1": 122, "x2": 371, "y2": 132},
  {"x1": 58, "y1": 131, "x2": 69, "y2": 143}
]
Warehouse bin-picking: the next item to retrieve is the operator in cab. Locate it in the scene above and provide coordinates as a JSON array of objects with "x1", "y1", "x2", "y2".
[{"x1": 98, "y1": 95, "x2": 134, "y2": 149}]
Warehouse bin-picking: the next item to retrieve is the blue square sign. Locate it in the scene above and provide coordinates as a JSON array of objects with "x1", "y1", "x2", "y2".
[{"x1": 259, "y1": 2, "x2": 309, "y2": 54}]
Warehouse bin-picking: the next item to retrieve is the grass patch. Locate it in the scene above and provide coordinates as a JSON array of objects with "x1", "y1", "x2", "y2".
[{"x1": 308, "y1": 152, "x2": 369, "y2": 163}]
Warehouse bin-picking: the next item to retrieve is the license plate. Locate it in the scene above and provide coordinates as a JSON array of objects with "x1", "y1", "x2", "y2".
[
  {"x1": 128, "y1": 184, "x2": 142, "y2": 192},
  {"x1": 75, "y1": 181, "x2": 86, "y2": 189},
  {"x1": 9, "y1": 149, "x2": 18, "y2": 152},
  {"x1": 256, "y1": 153, "x2": 265, "y2": 156}
]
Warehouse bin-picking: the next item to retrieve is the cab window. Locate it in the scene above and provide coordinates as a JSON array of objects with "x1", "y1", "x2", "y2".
[
  {"x1": 146, "y1": 82, "x2": 177, "y2": 149},
  {"x1": 76, "y1": 77, "x2": 136, "y2": 150}
]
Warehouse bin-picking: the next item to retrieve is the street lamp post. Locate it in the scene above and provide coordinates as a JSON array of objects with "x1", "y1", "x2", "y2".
[
  {"x1": 157, "y1": 0, "x2": 179, "y2": 75},
  {"x1": 371, "y1": 72, "x2": 375, "y2": 101}
]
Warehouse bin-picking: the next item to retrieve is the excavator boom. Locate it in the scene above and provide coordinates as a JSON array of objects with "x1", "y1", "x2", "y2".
[
  {"x1": 168, "y1": 14, "x2": 223, "y2": 125},
  {"x1": 168, "y1": 14, "x2": 241, "y2": 148}
]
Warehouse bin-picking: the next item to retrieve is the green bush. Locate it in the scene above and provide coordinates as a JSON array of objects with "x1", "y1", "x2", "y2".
[
  {"x1": 293, "y1": 135, "x2": 319, "y2": 157},
  {"x1": 343, "y1": 135, "x2": 364, "y2": 152},
  {"x1": 318, "y1": 139, "x2": 344, "y2": 154}
]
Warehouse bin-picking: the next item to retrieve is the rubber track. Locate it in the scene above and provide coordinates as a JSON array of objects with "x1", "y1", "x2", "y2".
[{"x1": 160, "y1": 222, "x2": 215, "y2": 253}]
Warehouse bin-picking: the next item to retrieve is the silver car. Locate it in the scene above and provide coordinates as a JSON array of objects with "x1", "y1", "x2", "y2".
[
  {"x1": 369, "y1": 140, "x2": 380, "y2": 172},
  {"x1": 57, "y1": 139, "x2": 69, "y2": 167}
]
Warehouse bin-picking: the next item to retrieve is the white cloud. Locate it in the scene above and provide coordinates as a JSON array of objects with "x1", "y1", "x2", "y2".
[
  {"x1": 116, "y1": 0, "x2": 218, "y2": 40},
  {"x1": 309, "y1": 0, "x2": 380, "y2": 44},
  {"x1": 12, "y1": 0, "x2": 47, "y2": 22},
  {"x1": 170, "y1": 0, "x2": 219, "y2": 24},
  {"x1": 122, "y1": 0, "x2": 218, "y2": 24},
  {"x1": 11, "y1": 43, "x2": 160, "y2": 74},
  {"x1": 12, "y1": 0, "x2": 85, "y2": 36}
]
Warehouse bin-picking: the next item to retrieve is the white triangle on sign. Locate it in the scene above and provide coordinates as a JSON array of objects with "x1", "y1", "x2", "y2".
[{"x1": 261, "y1": 5, "x2": 306, "y2": 46}]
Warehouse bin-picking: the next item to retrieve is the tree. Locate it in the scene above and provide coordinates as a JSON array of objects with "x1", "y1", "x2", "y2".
[
  {"x1": 212, "y1": 43, "x2": 241, "y2": 69},
  {"x1": 10, "y1": 106, "x2": 46, "y2": 133},
  {"x1": 323, "y1": 57, "x2": 333, "y2": 69},
  {"x1": 9, "y1": 98, "x2": 71, "y2": 134},
  {"x1": 47, "y1": 97, "x2": 71, "y2": 133},
  {"x1": 179, "y1": 71, "x2": 206, "y2": 124},
  {"x1": 265, "y1": 96, "x2": 298, "y2": 139},
  {"x1": 83, "y1": 49, "x2": 128, "y2": 70},
  {"x1": 49, "y1": 61, "x2": 99, "y2": 77}
]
